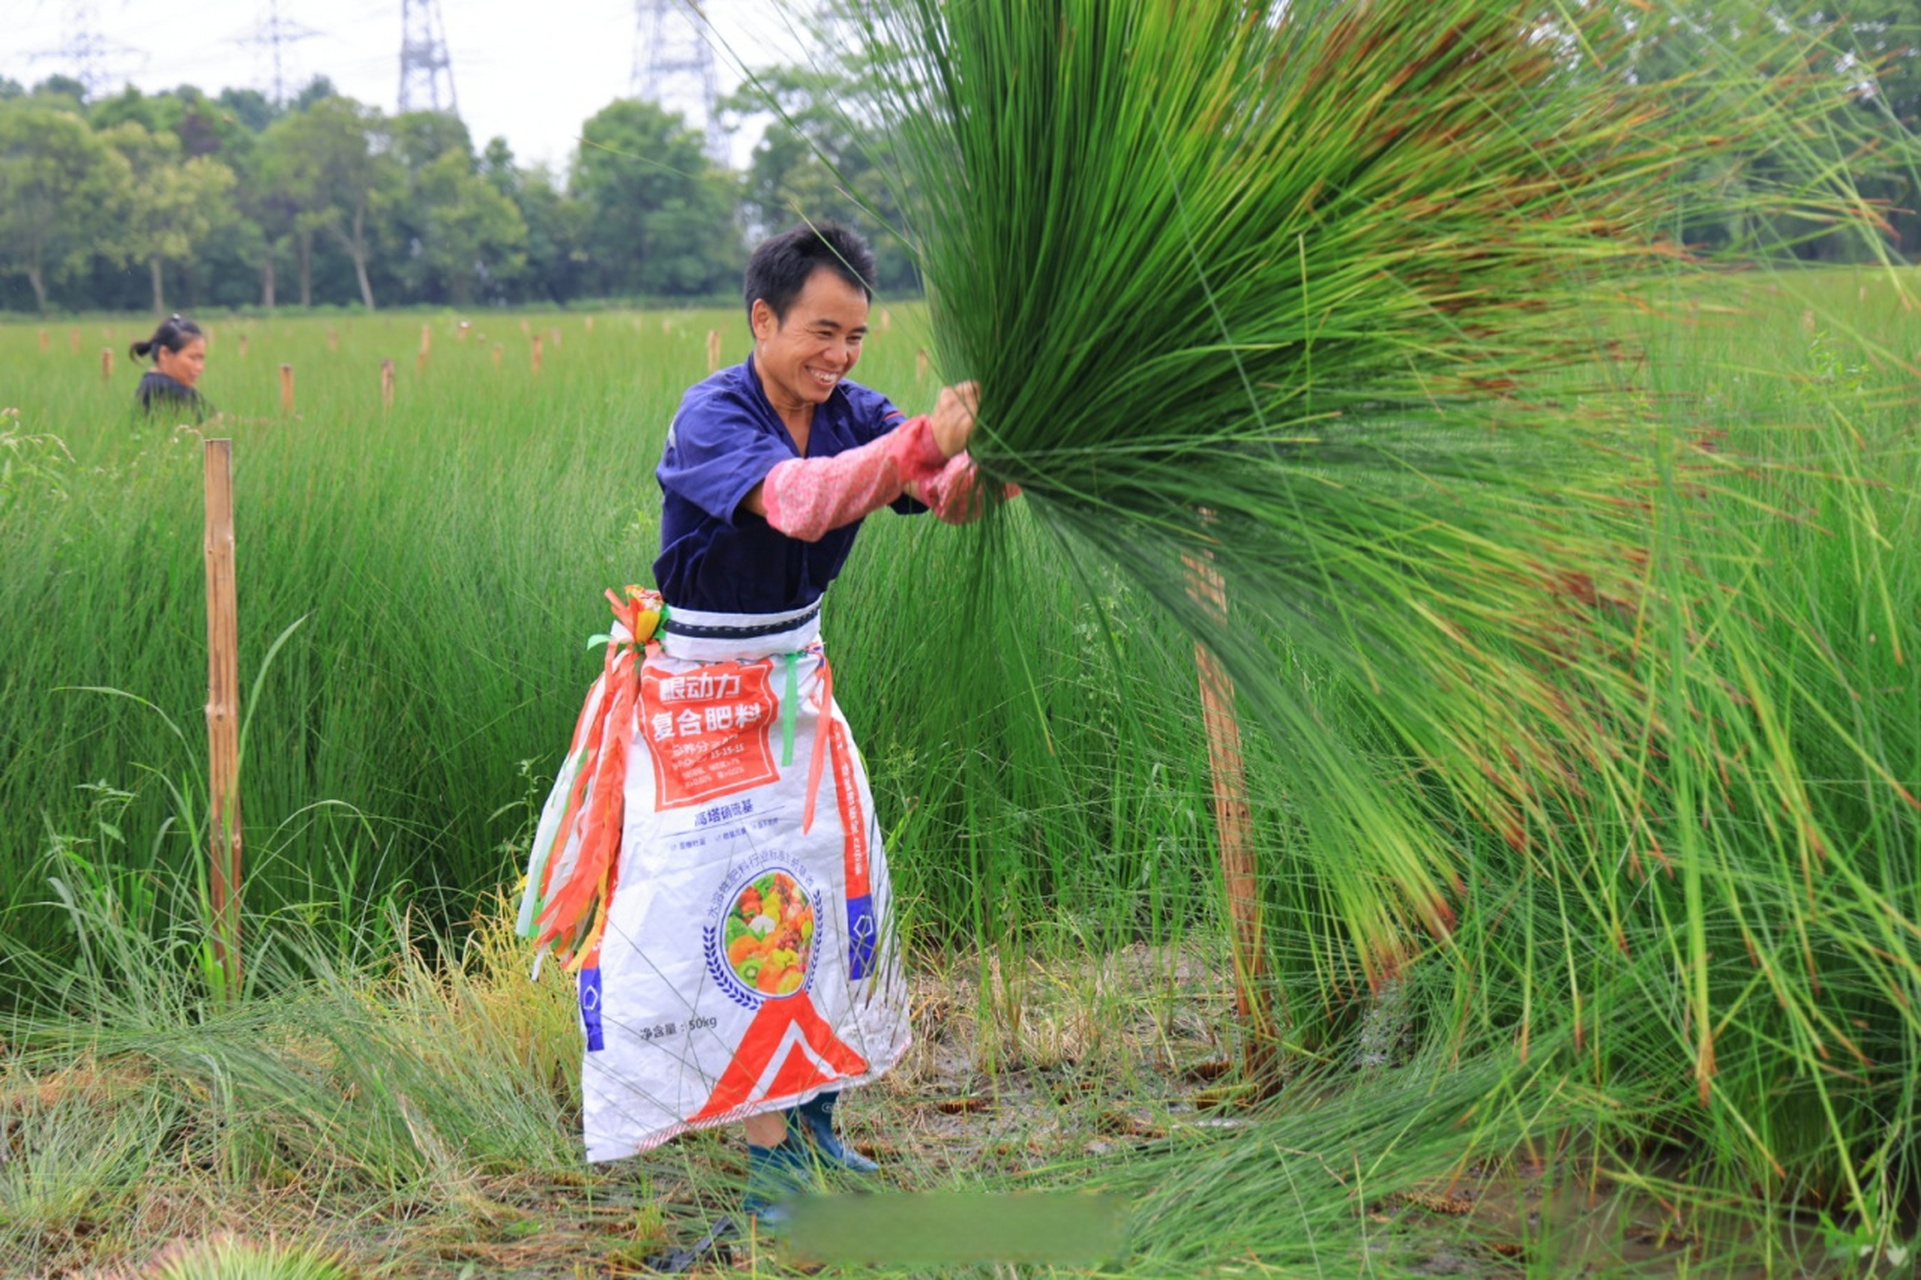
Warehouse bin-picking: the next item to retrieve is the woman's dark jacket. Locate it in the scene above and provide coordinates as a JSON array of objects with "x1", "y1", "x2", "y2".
[{"x1": 134, "y1": 370, "x2": 209, "y2": 422}]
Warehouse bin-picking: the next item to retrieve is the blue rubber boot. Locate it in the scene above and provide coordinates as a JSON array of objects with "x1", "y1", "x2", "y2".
[
  {"x1": 742, "y1": 1132, "x2": 812, "y2": 1226},
  {"x1": 790, "y1": 1089, "x2": 880, "y2": 1174}
]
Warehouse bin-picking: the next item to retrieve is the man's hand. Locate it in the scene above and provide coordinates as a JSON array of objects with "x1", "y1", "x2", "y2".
[{"x1": 931, "y1": 380, "x2": 979, "y2": 458}]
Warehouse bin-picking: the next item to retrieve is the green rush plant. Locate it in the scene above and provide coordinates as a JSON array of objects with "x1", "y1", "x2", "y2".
[
  {"x1": 1, "y1": 278, "x2": 1916, "y2": 1268},
  {"x1": 0, "y1": 307, "x2": 1240, "y2": 985},
  {"x1": 837, "y1": 0, "x2": 1921, "y2": 1251}
]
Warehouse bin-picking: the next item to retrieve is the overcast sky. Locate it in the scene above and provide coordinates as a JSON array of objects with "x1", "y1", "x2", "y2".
[{"x1": 2, "y1": 0, "x2": 815, "y2": 172}]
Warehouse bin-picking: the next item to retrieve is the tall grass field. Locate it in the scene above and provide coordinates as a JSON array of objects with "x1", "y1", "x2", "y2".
[{"x1": 0, "y1": 269, "x2": 1916, "y2": 1276}]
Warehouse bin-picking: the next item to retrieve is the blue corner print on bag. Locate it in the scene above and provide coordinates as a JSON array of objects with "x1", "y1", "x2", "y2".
[
  {"x1": 846, "y1": 894, "x2": 876, "y2": 979},
  {"x1": 580, "y1": 967, "x2": 605, "y2": 1052}
]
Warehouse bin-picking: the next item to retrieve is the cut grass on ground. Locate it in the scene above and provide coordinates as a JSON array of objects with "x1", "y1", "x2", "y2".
[{"x1": 2, "y1": 890, "x2": 1858, "y2": 1278}]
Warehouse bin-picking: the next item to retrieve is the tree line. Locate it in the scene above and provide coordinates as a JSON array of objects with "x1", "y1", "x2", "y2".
[
  {"x1": 6, "y1": 3, "x2": 1921, "y2": 318},
  {"x1": 0, "y1": 67, "x2": 916, "y2": 316}
]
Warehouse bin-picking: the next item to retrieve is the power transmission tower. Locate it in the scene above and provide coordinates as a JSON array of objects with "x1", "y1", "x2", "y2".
[
  {"x1": 241, "y1": 0, "x2": 319, "y2": 106},
  {"x1": 397, "y1": 0, "x2": 457, "y2": 115},
  {"x1": 632, "y1": 0, "x2": 727, "y2": 164},
  {"x1": 33, "y1": 1, "x2": 137, "y2": 97}
]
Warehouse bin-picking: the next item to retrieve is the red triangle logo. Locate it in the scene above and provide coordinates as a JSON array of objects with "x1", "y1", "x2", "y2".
[{"x1": 691, "y1": 994, "x2": 870, "y2": 1122}]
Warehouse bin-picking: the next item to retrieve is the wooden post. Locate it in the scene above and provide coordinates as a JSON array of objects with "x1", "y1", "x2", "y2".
[
  {"x1": 531, "y1": 335, "x2": 544, "y2": 375},
  {"x1": 880, "y1": 308, "x2": 892, "y2": 332},
  {"x1": 490, "y1": 342, "x2": 503, "y2": 368},
  {"x1": 328, "y1": 328, "x2": 339, "y2": 353},
  {"x1": 549, "y1": 326, "x2": 562, "y2": 349},
  {"x1": 39, "y1": 328, "x2": 49, "y2": 353},
  {"x1": 915, "y1": 349, "x2": 930, "y2": 383},
  {"x1": 279, "y1": 364, "x2": 295, "y2": 413},
  {"x1": 1184, "y1": 533, "x2": 1278, "y2": 1088},
  {"x1": 238, "y1": 333, "x2": 249, "y2": 359},
  {"x1": 203, "y1": 439, "x2": 244, "y2": 1000},
  {"x1": 100, "y1": 347, "x2": 113, "y2": 382},
  {"x1": 417, "y1": 323, "x2": 432, "y2": 374},
  {"x1": 584, "y1": 315, "x2": 595, "y2": 333},
  {"x1": 69, "y1": 328, "x2": 81, "y2": 355},
  {"x1": 706, "y1": 329, "x2": 721, "y2": 372},
  {"x1": 457, "y1": 321, "x2": 471, "y2": 342},
  {"x1": 380, "y1": 358, "x2": 395, "y2": 408},
  {"x1": 520, "y1": 318, "x2": 532, "y2": 336}
]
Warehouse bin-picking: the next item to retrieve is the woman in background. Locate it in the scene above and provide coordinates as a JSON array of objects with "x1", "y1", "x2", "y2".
[{"x1": 131, "y1": 314, "x2": 211, "y2": 421}]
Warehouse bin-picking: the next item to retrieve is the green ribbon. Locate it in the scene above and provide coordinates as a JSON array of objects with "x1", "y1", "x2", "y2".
[{"x1": 781, "y1": 651, "x2": 799, "y2": 767}]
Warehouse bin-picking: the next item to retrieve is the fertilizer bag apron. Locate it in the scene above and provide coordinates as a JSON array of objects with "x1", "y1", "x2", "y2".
[{"x1": 516, "y1": 588, "x2": 909, "y2": 1161}]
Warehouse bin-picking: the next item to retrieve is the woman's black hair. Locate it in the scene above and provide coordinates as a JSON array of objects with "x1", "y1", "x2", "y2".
[
  {"x1": 131, "y1": 314, "x2": 204, "y2": 363},
  {"x1": 744, "y1": 224, "x2": 878, "y2": 323}
]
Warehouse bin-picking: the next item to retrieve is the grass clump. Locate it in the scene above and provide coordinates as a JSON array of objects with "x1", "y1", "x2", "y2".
[{"x1": 142, "y1": 1236, "x2": 359, "y2": 1280}]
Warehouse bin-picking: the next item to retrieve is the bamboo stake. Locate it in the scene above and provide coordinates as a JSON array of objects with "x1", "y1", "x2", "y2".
[
  {"x1": 1184, "y1": 535, "x2": 1279, "y2": 1088},
  {"x1": 531, "y1": 335, "x2": 544, "y2": 375},
  {"x1": 706, "y1": 329, "x2": 721, "y2": 372},
  {"x1": 279, "y1": 364, "x2": 295, "y2": 413},
  {"x1": 203, "y1": 439, "x2": 243, "y2": 1000},
  {"x1": 380, "y1": 358, "x2": 395, "y2": 408},
  {"x1": 100, "y1": 347, "x2": 113, "y2": 382}
]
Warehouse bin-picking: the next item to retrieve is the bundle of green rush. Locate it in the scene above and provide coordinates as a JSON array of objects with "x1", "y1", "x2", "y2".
[
  {"x1": 840, "y1": 0, "x2": 1918, "y2": 1241},
  {"x1": 850, "y1": 0, "x2": 1851, "y2": 974}
]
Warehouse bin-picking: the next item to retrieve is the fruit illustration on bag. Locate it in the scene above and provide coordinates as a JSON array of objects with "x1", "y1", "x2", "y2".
[{"x1": 722, "y1": 871, "x2": 814, "y2": 997}]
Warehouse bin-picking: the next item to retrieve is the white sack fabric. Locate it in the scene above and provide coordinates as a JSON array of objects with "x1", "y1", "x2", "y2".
[{"x1": 517, "y1": 591, "x2": 910, "y2": 1160}]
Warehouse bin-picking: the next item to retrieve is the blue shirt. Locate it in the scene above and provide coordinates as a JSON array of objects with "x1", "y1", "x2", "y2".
[{"x1": 653, "y1": 355, "x2": 925, "y2": 614}]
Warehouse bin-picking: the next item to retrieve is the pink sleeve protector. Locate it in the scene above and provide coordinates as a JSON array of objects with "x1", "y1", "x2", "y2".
[
  {"x1": 761, "y1": 414, "x2": 950, "y2": 541},
  {"x1": 916, "y1": 452, "x2": 1006, "y2": 525}
]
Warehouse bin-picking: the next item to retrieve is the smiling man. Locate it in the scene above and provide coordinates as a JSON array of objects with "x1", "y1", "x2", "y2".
[
  {"x1": 654, "y1": 223, "x2": 980, "y2": 613},
  {"x1": 533, "y1": 224, "x2": 993, "y2": 1233}
]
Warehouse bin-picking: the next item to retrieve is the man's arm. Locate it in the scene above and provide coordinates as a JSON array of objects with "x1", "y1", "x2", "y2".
[
  {"x1": 902, "y1": 450, "x2": 1019, "y2": 525},
  {"x1": 739, "y1": 382, "x2": 980, "y2": 537}
]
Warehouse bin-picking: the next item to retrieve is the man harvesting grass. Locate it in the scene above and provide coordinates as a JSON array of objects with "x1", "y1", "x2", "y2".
[{"x1": 520, "y1": 223, "x2": 994, "y2": 1233}]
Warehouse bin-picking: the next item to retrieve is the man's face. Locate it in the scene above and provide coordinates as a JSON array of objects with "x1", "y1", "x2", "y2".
[{"x1": 751, "y1": 268, "x2": 869, "y2": 416}]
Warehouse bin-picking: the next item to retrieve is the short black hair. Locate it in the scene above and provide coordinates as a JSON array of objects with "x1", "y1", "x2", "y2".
[
  {"x1": 744, "y1": 223, "x2": 877, "y2": 323},
  {"x1": 131, "y1": 313, "x2": 204, "y2": 363}
]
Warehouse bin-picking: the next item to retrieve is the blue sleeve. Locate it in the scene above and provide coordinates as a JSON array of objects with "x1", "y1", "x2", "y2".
[
  {"x1": 656, "y1": 388, "x2": 795, "y2": 526},
  {"x1": 847, "y1": 384, "x2": 928, "y2": 516},
  {"x1": 847, "y1": 383, "x2": 908, "y2": 446}
]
